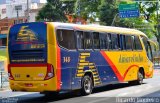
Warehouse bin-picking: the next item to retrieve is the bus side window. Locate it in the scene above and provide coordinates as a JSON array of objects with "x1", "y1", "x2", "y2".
[
  {"x1": 119, "y1": 34, "x2": 126, "y2": 50},
  {"x1": 111, "y1": 34, "x2": 119, "y2": 50},
  {"x1": 57, "y1": 29, "x2": 76, "y2": 50},
  {"x1": 100, "y1": 33, "x2": 107, "y2": 50},
  {"x1": 108, "y1": 34, "x2": 112, "y2": 50},
  {"x1": 125, "y1": 35, "x2": 132, "y2": 50},
  {"x1": 93, "y1": 32, "x2": 100, "y2": 50},
  {"x1": 131, "y1": 36, "x2": 136, "y2": 50},
  {"x1": 75, "y1": 31, "x2": 84, "y2": 49},
  {"x1": 84, "y1": 32, "x2": 92, "y2": 49},
  {"x1": 141, "y1": 36, "x2": 153, "y2": 60},
  {"x1": 141, "y1": 36, "x2": 148, "y2": 51},
  {"x1": 147, "y1": 41, "x2": 153, "y2": 61},
  {"x1": 135, "y1": 36, "x2": 142, "y2": 50}
]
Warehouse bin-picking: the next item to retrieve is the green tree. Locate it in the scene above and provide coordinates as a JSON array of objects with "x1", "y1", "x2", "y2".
[
  {"x1": 74, "y1": 0, "x2": 100, "y2": 22},
  {"x1": 61, "y1": 0, "x2": 76, "y2": 14},
  {"x1": 139, "y1": 1, "x2": 157, "y2": 22},
  {"x1": 36, "y1": 0, "x2": 158, "y2": 41},
  {"x1": 36, "y1": 0, "x2": 70, "y2": 22},
  {"x1": 139, "y1": 0, "x2": 160, "y2": 44},
  {"x1": 98, "y1": 0, "x2": 118, "y2": 25},
  {"x1": 98, "y1": 0, "x2": 157, "y2": 39}
]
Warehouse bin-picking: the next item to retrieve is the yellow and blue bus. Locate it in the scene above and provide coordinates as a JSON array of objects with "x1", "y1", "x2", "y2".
[{"x1": 8, "y1": 22, "x2": 154, "y2": 95}]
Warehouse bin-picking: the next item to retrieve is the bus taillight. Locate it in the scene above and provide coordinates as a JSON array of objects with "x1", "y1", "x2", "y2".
[
  {"x1": 44, "y1": 64, "x2": 54, "y2": 80},
  {"x1": 8, "y1": 65, "x2": 14, "y2": 80}
]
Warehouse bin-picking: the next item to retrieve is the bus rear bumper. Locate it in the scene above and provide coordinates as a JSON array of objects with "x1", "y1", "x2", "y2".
[{"x1": 9, "y1": 79, "x2": 58, "y2": 92}]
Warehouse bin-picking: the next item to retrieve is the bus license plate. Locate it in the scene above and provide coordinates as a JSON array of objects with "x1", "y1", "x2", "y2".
[{"x1": 25, "y1": 83, "x2": 33, "y2": 87}]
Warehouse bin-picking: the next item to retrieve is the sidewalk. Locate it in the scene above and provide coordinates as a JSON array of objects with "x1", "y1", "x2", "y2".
[{"x1": 0, "y1": 86, "x2": 9, "y2": 91}]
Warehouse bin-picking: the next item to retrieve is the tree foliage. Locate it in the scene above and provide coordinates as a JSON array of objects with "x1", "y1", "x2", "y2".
[
  {"x1": 36, "y1": 0, "x2": 75, "y2": 22},
  {"x1": 98, "y1": 0, "x2": 118, "y2": 25},
  {"x1": 138, "y1": 0, "x2": 159, "y2": 44},
  {"x1": 36, "y1": 0, "x2": 159, "y2": 41},
  {"x1": 62, "y1": 0, "x2": 76, "y2": 14},
  {"x1": 74, "y1": 0, "x2": 100, "y2": 22},
  {"x1": 139, "y1": 1, "x2": 157, "y2": 22},
  {"x1": 97, "y1": 0, "x2": 158, "y2": 39}
]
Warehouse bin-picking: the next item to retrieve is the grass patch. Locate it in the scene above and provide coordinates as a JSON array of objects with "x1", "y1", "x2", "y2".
[
  {"x1": 0, "y1": 49, "x2": 7, "y2": 57},
  {"x1": 0, "y1": 49, "x2": 7, "y2": 61}
]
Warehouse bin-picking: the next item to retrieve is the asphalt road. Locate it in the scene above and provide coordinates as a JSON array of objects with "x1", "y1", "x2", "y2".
[{"x1": 1, "y1": 69, "x2": 160, "y2": 103}]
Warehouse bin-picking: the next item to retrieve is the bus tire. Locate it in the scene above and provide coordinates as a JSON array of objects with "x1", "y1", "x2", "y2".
[
  {"x1": 129, "y1": 71, "x2": 144, "y2": 85},
  {"x1": 136, "y1": 71, "x2": 144, "y2": 85},
  {"x1": 81, "y1": 75, "x2": 93, "y2": 95}
]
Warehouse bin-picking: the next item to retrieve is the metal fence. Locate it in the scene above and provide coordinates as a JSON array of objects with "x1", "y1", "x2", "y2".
[
  {"x1": 0, "y1": 61, "x2": 9, "y2": 89},
  {"x1": 0, "y1": 71, "x2": 8, "y2": 89},
  {"x1": 0, "y1": 61, "x2": 4, "y2": 70}
]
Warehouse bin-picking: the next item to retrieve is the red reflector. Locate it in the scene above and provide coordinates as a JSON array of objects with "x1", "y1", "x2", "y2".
[
  {"x1": 25, "y1": 83, "x2": 33, "y2": 87},
  {"x1": 8, "y1": 64, "x2": 14, "y2": 80}
]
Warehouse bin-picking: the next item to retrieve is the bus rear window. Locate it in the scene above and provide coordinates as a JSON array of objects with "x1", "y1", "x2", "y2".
[{"x1": 9, "y1": 22, "x2": 47, "y2": 43}]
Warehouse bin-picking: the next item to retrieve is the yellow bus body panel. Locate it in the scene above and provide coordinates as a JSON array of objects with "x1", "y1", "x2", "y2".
[
  {"x1": 9, "y1": 78, "x2": 57, "y2": 92},
  {"x1": 9, "y1": 22, "x2": 59, "y2": 92}
]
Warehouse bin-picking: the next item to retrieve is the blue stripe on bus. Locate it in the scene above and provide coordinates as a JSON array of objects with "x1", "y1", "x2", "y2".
[{"x1": 60, "y1": 49, "x2": 118, "y2": 90}]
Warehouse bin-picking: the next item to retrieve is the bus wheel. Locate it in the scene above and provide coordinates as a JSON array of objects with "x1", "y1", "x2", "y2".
[
  {"x1": 81, "y1": 75, "x2": 93, "y2": 95},
  {"x1": 137, "y1": 71, "x2": 144, "y2": 85},
  {"x1": 129, "y1": 71, "x2": 144, "y2": 85}
]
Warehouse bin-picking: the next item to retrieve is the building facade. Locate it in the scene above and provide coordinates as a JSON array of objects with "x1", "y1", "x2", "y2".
[
  {"x1": 0, "y1": 0, "x2": 47, "y2": 4},
  {"x1": 32, "y1": 0, "x2": 47, "y2": 3},
  {"x1": 0, "y1": 4, "x2": 6, "y2": 19}
]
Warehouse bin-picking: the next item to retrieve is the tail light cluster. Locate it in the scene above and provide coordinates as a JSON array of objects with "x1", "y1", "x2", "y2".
[
  {"x1": 8, "y1": 65, "x2": 14, "y2": 80},
  {"x1": 44, "y1": 64, "x2": 54, "y2": 80}
]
